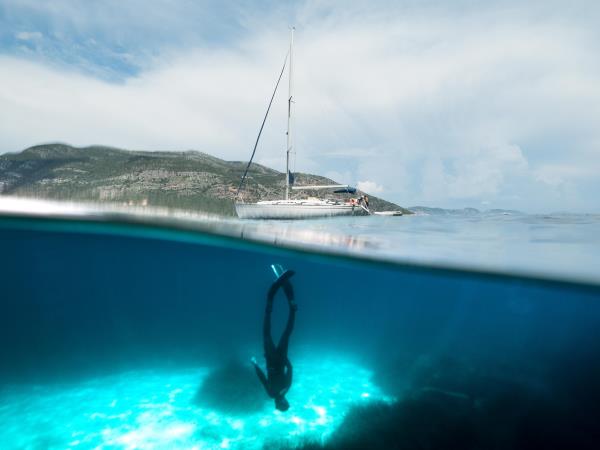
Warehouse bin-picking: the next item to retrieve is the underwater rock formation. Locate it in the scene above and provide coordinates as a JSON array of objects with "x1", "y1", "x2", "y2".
[
  {"x1": 294, "y1": 353, "x2": 600, "y2": 450},
  {"x1": 194, "y1": 360, "x2": 267, "y2": 414}
]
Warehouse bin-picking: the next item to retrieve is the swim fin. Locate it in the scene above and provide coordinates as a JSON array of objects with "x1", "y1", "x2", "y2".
[
  {"x1": 270, "y1": 264, "x2": 286, "y2": 280},
  {"x1": 268, "y1": 266, "x2": 295, "y2": 299}
]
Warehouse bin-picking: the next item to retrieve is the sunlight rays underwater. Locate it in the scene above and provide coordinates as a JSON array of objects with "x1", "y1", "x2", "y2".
[{"x1": 0, "y1": 356, "x2": 392, "y2": 449}]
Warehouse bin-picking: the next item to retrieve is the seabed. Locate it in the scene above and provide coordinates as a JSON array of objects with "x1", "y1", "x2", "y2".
[{"x1": 0, "y1": 356, "x2": 391, "y2": 449}]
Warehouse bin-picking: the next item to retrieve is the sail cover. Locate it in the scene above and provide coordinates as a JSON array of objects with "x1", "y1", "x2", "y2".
[{"x1": 334, "y1": 187, "x2": 356, "y2": 194}]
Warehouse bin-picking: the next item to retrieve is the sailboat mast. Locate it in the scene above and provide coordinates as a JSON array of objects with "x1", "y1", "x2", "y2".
[{"x1": 285, "y1": 27, "x2": 295, "y2": 201}]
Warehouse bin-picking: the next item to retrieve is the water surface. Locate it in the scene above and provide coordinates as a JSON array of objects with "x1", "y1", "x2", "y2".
[{"x1": 240, "y1": 210, "x2": 600, "y2": 284}]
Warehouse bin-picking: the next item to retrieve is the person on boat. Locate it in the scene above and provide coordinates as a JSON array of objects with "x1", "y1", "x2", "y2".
[
  {"x1": 358, "y1": 195, "x2": 369, "y2": 208},
  {"x1": 252, "y1": 267, "x2": 297, "y2": 412}
]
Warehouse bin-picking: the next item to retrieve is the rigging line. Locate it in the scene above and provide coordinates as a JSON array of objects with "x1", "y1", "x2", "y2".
[{"x1": 236, "y1": 52, "x2": 289, "y2": 199}]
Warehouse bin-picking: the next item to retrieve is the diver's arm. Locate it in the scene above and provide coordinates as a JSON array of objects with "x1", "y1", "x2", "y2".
[
  {"x1": 285, "y1": 359, "x2": 293, "y2": 387},
  {"x1": 253, "y1": 362, "x2": 270, "y2": 395}
]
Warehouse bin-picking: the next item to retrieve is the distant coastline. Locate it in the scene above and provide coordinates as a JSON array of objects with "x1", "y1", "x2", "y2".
[{"x1": 0, "y1": 143, "x2": 411, "y2": 217}]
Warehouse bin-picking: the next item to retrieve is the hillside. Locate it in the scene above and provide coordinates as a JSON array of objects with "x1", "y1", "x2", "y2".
[{"x1": 0, "y1": 144, "x2": 410, "y2": 216}]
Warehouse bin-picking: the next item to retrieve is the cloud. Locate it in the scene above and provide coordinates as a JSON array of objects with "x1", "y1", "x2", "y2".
[
  {"x1": 0, "y1": 0, "x2": 599, "y2": 211},
  {"x1": 357, "y1": 181, "x2": 384, "y2": 194},
  {"x1": 421, "y1": 144, "x2": 529, "y2": 200},
  {"x1": 533, "y1": 164, "x2": 596, "y2": 188},
  {"x1": 15, "y1": 31, "x2": 43, "y2": 41}
]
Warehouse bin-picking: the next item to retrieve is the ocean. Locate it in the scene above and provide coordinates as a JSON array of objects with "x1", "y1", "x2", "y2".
[
  {"x1": 0, "y1": 201, "x2": 599, "y2": 449},
  {"x1": 237, "y1": 209, "x2": 600, "y2": 284}
]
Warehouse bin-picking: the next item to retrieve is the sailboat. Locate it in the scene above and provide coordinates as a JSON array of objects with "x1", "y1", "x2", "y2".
[{"x1": 235, "y1": 29, "x2": 368, "y2": 220}]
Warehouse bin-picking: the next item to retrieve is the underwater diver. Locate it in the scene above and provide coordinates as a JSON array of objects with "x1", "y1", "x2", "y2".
[{"x1": 251, "y1": 265, "x2": 297, "y2": 412}]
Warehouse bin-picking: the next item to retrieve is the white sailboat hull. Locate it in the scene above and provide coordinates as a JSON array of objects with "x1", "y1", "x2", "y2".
[{"x1": 235, "y1": 200, "x2": 363, "y2": 219}]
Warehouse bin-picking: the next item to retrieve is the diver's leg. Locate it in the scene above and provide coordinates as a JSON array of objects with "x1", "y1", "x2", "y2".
[
  {"x1": 277, "y1": 283, "x2": 296, "y2": 355},
  {"x1": 263, "y1": 295, "x2": 276, "y2": 356},
  {"x1": 265, "y1": 270, "x2": 295, "y2": 357},
  {"x1": 283, "y1": 282, "x2": 297, "y2": 310},
  {"x1": 267, "y1": 270, "x2": 296, "y2": 300}
]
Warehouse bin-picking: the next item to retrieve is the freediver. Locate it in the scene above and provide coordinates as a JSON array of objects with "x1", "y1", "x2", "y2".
[{"x1": 251, "y1": 265, "x2": 297, "y2": 412}]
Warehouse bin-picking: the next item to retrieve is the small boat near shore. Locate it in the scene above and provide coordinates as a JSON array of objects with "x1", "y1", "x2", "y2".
[{"x1": 374, "y1": 211, "x2": 404, "y2": 216}]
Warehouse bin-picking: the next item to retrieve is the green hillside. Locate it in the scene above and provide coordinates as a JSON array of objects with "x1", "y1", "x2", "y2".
[{"x1": 0, "y1": 144, "x2": 410, "y2": 216}]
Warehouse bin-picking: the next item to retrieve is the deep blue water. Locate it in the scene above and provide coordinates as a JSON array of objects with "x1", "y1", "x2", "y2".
[{"x1": 0, "y1": 209, "x2": 599, "y2": 449}]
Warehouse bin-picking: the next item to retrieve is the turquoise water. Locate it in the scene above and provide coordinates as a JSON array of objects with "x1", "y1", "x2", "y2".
[{"x1": 1, "y1": 211, "x2": 599, "y2": 449}]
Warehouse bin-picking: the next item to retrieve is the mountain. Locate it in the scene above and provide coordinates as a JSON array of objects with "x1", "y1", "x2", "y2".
[
  {"x1": 0, "y1": 144, "x2": 410, "y2": 216},
  {"x1": 408, "y1": 206, "x2": 522, "y2": 216}
]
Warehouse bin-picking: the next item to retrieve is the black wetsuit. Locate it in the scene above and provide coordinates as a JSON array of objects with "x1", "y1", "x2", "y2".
[{"x1": 254, "y1": 273, "x2": 297, "y2": 403}]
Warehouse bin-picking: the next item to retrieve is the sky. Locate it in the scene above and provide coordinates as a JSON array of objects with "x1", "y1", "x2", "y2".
[{"x1": 1, "y1": 0, "x2": 599, "y2": 212}]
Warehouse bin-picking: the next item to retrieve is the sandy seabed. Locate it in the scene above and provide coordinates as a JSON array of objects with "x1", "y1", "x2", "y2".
[{"x1": 0, "y1": 356, "x2": 392, "y2": 449}]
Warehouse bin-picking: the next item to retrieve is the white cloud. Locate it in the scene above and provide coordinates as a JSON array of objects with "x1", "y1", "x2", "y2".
[
  {"x1": 421, "y1": 144, "x2": 529, "y2": 200},
  {"x1": 357, "y1": 180, "x2": 384, "y2": 194},
  {"x1": 1, "y1": 1, "x2": 599, "y2": 211},
  {"x1": 533, "y1": 164, "x2": 596, "y2": 188},
  {"x1": 15, "y1": 31, "x2": 43, "y2": 41}
]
